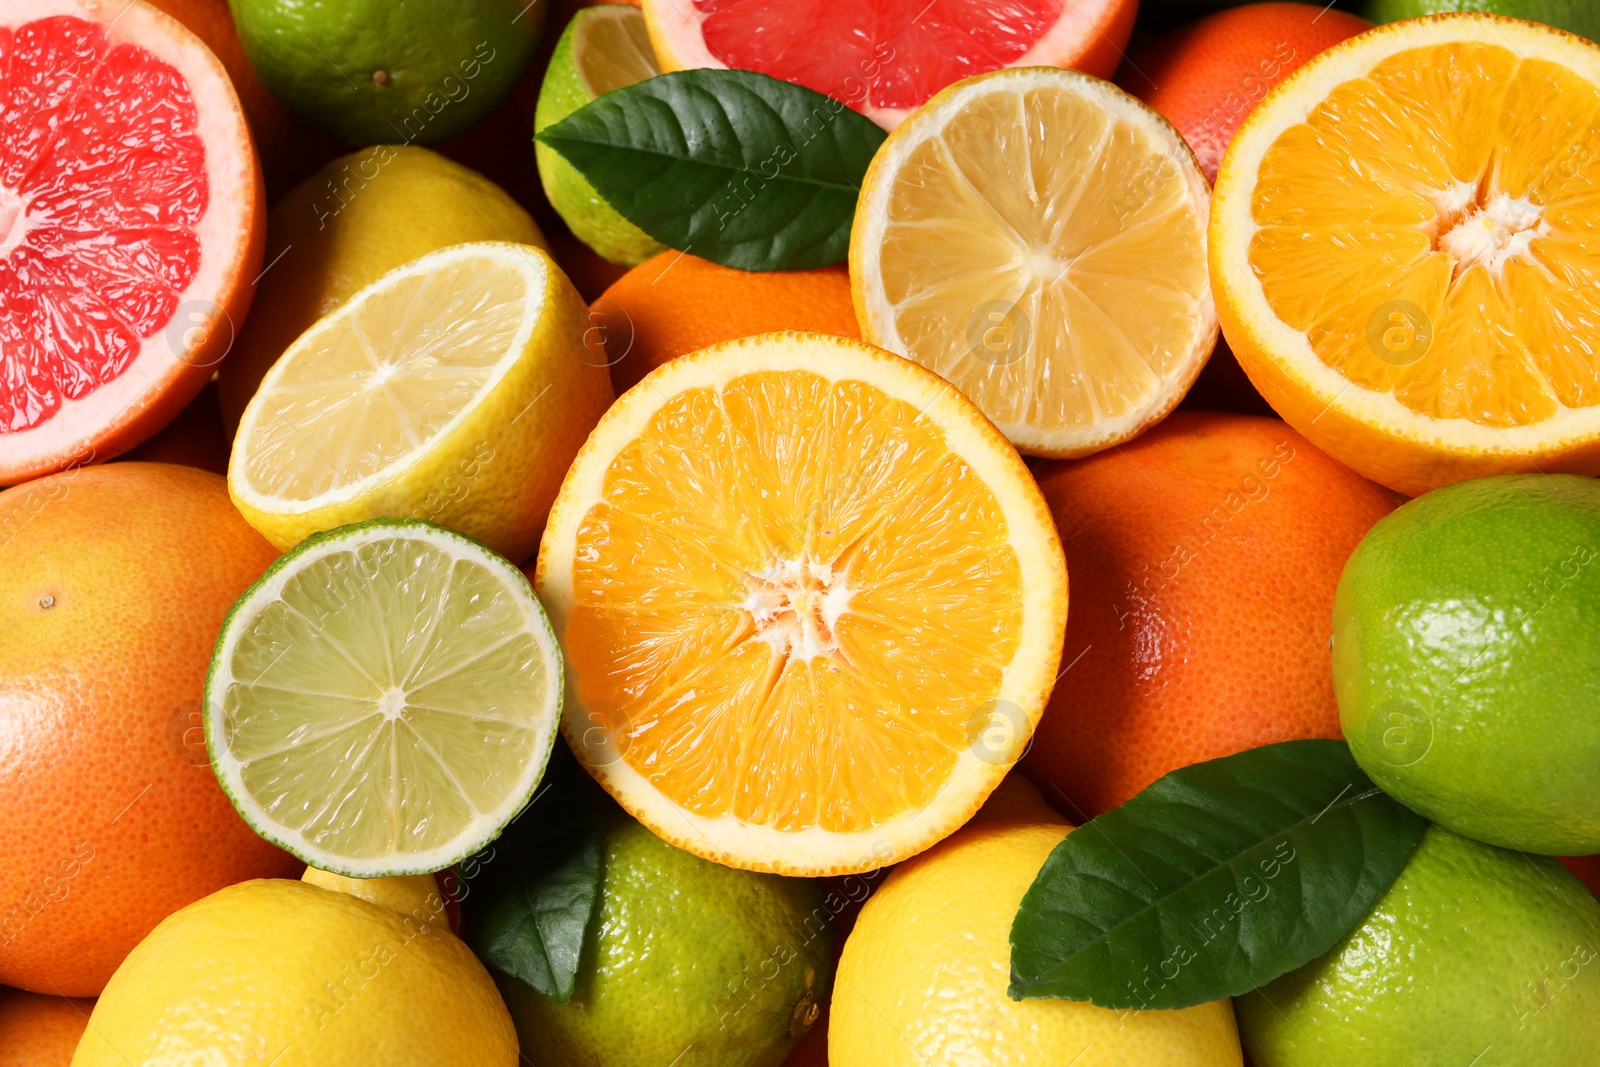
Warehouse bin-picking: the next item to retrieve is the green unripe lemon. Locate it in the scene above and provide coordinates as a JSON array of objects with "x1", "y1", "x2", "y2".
[
  {"x1": 1334, "y1": 473, "x2": 1600, "y2": 854},
  {"x1": 1239, "y1": 827, "x2": 1600, "y2": 1067},
  {"x1": 229, "y1": 0, "x2": 543, "y2": 144},
  {"x1": 497, "y1": 812, "x2": 832, "y2": 1067},
  {"x1": 534, "y1": 5, "x2": 664, "y2": 266},
  {"x1": 1361, "y1": 0, "x2": 1600, "y2": 41}
]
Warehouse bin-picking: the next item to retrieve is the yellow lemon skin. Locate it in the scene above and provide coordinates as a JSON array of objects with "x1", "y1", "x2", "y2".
[
  {"x1": 71, "y1": 879, "x2": 516, "y2": 1067},
  {"x1": 301, "y1": 869, "x2": 450, "y2": 932},
  {"x1": 217, "y1": 146, "x2": 546, "y2": 431},
  {"x1": 830, "y1": 821, "x2": 1243, "y2": 1067}
]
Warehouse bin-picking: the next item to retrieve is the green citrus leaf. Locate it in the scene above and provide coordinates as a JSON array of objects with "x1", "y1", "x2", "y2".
[
  {"x1": 534, "y1": 68, "x2": 886, "y2": 270},
  {"x1": 1009, "y1": 739, "x2": 1428, "y2": 1009},
  {"x1": 465, "y1": 742, "x2": 600, "y2": 1003}
]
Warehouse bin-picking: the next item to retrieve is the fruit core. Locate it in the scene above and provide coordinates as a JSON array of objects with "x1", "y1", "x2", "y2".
[
  {"x1": 0, "y1": 15, "x2": 209, "y2": 434},
  {"x1": 743, "y1": 557, "x2": 852, "y2": 662},
  {"x1": 1430, "y1": 175, "x2": 1544, "y2": 283}
]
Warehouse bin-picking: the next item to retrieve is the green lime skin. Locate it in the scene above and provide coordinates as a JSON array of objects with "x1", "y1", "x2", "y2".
[
  {"x1": 534, "y1": 7, "x2": 664, "y2": 266},
  {"x1": 1361, "y1": 0, "x2": 1600, "y2": 40},
  {"x1": 1238, "y1": 826, "x2": 1600, "y2": 1067},
  {"x1": 229, "y1": 0, "x2": 543, "y2": 145},
  {"x1": 498, "y1": 812, "x2": 833, "y2": 1067},
  {"x1": 1333, "y1": 474, "x2": 1600, "y2": 855}
]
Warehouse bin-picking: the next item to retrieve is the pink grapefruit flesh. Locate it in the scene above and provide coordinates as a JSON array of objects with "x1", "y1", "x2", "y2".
[
  {"x1": 0, "y1": 0, "x2": 261, "y2": 484},
  {"x1": 643, "y1": 0, "x2": 1138, "y2": 129}
]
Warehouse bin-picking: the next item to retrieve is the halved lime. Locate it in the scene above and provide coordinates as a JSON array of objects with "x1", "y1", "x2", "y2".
[
  {"x1": 205, "y1": 519, "x2": 562, "y2": 877},
  {"x1": 535, "y1": 5, "x2": 665, "y2": 266}
]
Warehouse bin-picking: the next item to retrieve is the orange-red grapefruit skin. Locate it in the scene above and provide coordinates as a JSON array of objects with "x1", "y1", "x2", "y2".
[
  {"x1": 0, "y1": 463, "x2": 300, "y2": 996},
  {"x1": 1022, "y1": 412, "x2": 1401, "y2": 818}
]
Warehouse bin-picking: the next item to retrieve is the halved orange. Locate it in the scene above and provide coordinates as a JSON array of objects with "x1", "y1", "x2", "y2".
[
  {"x1": 534, "y1": 332, "x2": 1068, "y2": 875},
  {"x1": 1213, "y1": 14, "x2": 1600, "y2": 496}
]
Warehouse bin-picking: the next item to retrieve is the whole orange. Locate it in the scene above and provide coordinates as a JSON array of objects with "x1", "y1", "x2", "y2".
[
  {"x1": 0, "y1": 463, "x2": 301, "y2": 997},
  {"x1": 592, "y1": 252, "x2": 860, "y2": 393},
  {"x1": 1022, "y1": 412, "x2": 1401, "y2": 819},
  {"x1": 0, "y1": 988, "x2": 93, "y2": 1067},
  {"x1": 1119, "y1": 2, "x2": 1372, "y2": 182}
]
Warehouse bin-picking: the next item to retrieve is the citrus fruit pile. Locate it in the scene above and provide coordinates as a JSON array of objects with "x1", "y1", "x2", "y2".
[{"x1": 1, "y1": 2, "x2": 1598, "y2": 1066}]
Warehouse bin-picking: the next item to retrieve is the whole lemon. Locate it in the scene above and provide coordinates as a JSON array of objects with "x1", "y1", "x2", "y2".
[
  {"x1": 830, "y1": 819, "x2": 1243, "y2": 1067},
  {"x1": 71, "y1": 879, "x2": 517, "y2": 1066},
  {"x1": 1238, "y1": 826, "x2": 1600, "y2": 1066}
]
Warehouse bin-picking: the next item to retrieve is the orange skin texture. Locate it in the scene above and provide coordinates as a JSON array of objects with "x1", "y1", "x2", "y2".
[
  {"x1": 0, "y1": 988, "x2": 93, "y2": 1067},
  {"x1": 1119, "y1": 3, "x2": 1372, "y2": 182},
  {"x1": 0, "y1": 463, "x2": 302, "y2": 996},
  {"x1": 1022, "y1": 412, "x2": 1402, "y2": 819},
  {"x1": 593, "y1": 252, "x2": 861, "y2": 394}
]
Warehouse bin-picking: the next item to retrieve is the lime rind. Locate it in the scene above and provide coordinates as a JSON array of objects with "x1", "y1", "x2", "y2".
[
  {"x1": 205, "y1": 518, "x2": 563, "y2": 878},
  {"x1": 535, "y1": 6, "x2": 665, "y2": 266}
]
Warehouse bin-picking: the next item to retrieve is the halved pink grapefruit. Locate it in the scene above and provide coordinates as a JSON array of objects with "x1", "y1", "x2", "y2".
[
  {"x1": 0, "y1": 0, "x2": 262, "y2": 484},
  {"x1": 642, "y1": 0, "x2": 1138, "y2": 129}
]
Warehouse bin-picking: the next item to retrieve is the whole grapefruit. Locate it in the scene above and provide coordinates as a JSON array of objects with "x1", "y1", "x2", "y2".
[
  {"x1": 1119, "y1": 3, "x2": 1373, "y2": 182},
  {"x1": 0, "y1": 463, "x2": 300, "y2": 996},
  {"x1": 1023, "y1": 412, "x2": 1401, "y2": 818}
]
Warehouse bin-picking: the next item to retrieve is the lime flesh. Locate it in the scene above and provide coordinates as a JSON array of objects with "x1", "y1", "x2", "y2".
[{"x1": 206, "y1": 519, "x2": 562, "y2": 877}]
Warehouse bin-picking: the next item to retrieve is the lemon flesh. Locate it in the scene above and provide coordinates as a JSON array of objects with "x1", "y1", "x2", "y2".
[
  {"x1": 206, "y1": 520, "x2": 563, "y2": 877},
  {"x1": 228, "y1": 241, "x2": 612, "y2": 562},
  {"x1": 851, "y1": 68, "x2": 1216, "y2": 458}
]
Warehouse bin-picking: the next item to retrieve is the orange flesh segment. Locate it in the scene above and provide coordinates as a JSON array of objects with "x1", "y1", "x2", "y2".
[
  {"x1": 565, "y1": 370, "x2": 1024, "y2": 833},
  {"x1": 1249, "y1": 42, "x2": 1600, "y2": 427}
]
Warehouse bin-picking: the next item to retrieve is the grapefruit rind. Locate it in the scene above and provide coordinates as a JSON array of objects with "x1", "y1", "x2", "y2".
[
  {"x1": 534, "y1": 332, "x2": 1068, "y2": 877},
  {"x1": 204, "y1": 518, "x2": 563, "y2": 879},
  {"x1": 0, "y1": 0, "x2": 261, "y2": 483},
  {"x1": 1211, "y1": 14, "x2": 1600, "y2": 496}
]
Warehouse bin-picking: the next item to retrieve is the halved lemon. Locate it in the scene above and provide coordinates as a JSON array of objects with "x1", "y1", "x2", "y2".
[
  {"x1": 228, "y1": 242, "x2": 612, "y2": 562},
  {"x1": 1213, "y1": 14, "x2": 1600, "y2": 496},
  {"x1": 851, "y1": 67, "x2": 1217, "y2": 459},
  {"x1": 534, "y1": 333, "x2": 1068, "y2": 876},
  {"x1": 206, "y1": 519, "x2": 563, "y2": 877}
]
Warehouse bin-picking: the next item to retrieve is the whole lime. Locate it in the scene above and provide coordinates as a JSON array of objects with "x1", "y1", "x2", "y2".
[
  {"x1": 229, "y1": 0, "x2": 543, "y2": 144},
  {"x1": 1333, "y1": 474, "x2": 1600, "y2": 854},
  {"x1": 1238, "y1": 826, "x2": 1600, "y2": 1067},
  {"x1": 1360, "y1": 0, "x2": 1600, "y2": 40},
  {"x1": 497, "y1": 813, "x2": 832, "y2": 1067},
  {"x1": 535, "y1": 4, "x2": 664, "y2": 266}
]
